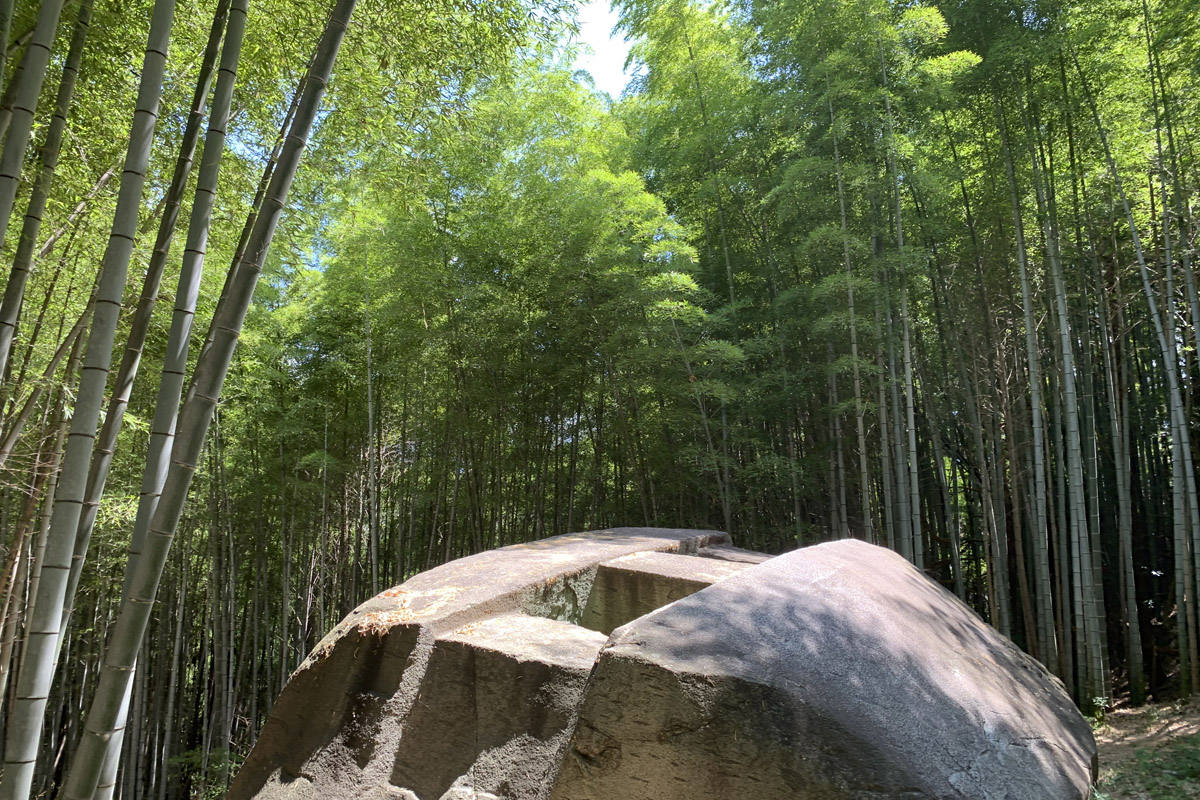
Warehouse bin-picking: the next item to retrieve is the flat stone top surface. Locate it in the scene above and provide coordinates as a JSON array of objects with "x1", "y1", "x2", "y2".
[
  {"x1": 601, "y1": 551, "x2": 751, "y2": 583},
  {"x1": 601, "y1": 539, "x2": 1095, "y2": 796},
  {"x1": 441, "y1": 614, "x2": 607, "y2": 671},
  {"x1": 230, "y1": 528, "x2": 732, "y2": 800},
  {"x1": 341, "y1": 527, "x2": 726, "y2": 637},
  {"x1": 697, "y1": 544, "x2": 773, "y2": 564}
]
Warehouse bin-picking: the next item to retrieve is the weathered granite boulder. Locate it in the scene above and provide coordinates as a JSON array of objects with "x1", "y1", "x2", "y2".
[
  {"x1": 551, "y1": 539, "x2": 1096, "y2": 800},
  {"x1": 227, "y1": 527, "x2": 729, "y2": 800},
  {"x1": 229, "y1": 531, "x2": 1096, "y2": 800}
]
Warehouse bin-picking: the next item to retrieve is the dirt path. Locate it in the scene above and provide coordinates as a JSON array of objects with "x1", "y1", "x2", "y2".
[{"x1": 1094, "y1": 701, "x2": 1200, "y2": 799}]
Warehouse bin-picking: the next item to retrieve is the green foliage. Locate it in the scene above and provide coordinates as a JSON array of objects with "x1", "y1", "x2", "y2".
[
  {"x1": 167, "y1": 747, "x2": 245, "y2": 800},
  {"x1": 14, "y1": 0, "x2": 1200, "y2": 794}
]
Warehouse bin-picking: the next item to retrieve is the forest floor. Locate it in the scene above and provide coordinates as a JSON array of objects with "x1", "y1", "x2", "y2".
[{"x1": 1093, "y1": 700, "x2": 1200, "y2": 799}]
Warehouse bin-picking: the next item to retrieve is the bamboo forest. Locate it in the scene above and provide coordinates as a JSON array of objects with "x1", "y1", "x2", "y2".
[{"x1": 0, "y1": 0, "x2": 1198, "y2": 796}]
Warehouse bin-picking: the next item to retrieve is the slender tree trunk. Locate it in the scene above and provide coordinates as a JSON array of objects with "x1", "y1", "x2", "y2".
[
  {"x1": 0, "y1": 28, "x2": 34, "y2": 145},
  {"x1": 1142, "y1": 7, "x2": 1197, "y2": 698},
  {"x1": 0, "y1": 0, "x2": 13, "y2": 96},
  {"x1": 35, "y1": 164, "x2": 117, "y2": 263},
  {"x1": 879, "y1": 38, "x2": 921, "y2": 568},
  {"x1": 1048, "y1": 362, "x2": 1075, "y2": 697},
  {"x1": 1102, "y1": 268, "x2": 1144, "y2": 701},
  {"x1": 1022, "y1": 82, "x2": 1104, "y2": 703},
  {"x1": 157, "y1": 561, "x2": 185, "y2": 800},
  {"x1": 0, "y1": 403, "x2": 64, "y2": 716},
  {"x1": 61, "y1": 4, "x2": 357, "y2": 794},
  {"x1": 126, "y1": 0, "x2": 246, "y2": 605},
  {"x1": 922, "y1": 376, "x2": 963, "y2": 598},
  {"x1": 0, "y1": 0, "x2": 67, "y2": 258},
  {"x1": 21, "y1": 333, "x2": 83, "y2": 637},
  {"x1": 1073, "y1": 46, "x2": 1198, "y2": 696},
  {"x1": 0, "y1": 311, "x2": 88, "y2": 471},
  {"x1": 829, "y1": 92, "x2": 873, "y2": 542},
  {"x1": 365, "y1": 269, "x2": 379, "y2": 595},
  {"x1": 875, "y1": 303, "x2": 896, "y2": 551},
  {"x1": 0, "y1": 0, "x2": 92, "y2": 380},
  {"x1": 996, "y1": 93, "x2": 1057, "y2": 674},
  {"x1": 0, "y1": 4, "x2": 178, "y2": 796},
  {"x1": 827, "y1": 343, "x2": 848, "y2": 538},
  {"x1": 1005, "y1": 388, "x2": 1038, "y2": 655},
  {"x1": 681, "y1": 26, "x2": 736, "y2": 330},
  {"x1": 62, "y1": 0, "x2": 231, "y2": 661},
  {"x1": 886, "y1": 288, "x2": 912, "y2": 561},
  {"x1": 901, "y1": 281, "x2": 922, "y2": 569}
]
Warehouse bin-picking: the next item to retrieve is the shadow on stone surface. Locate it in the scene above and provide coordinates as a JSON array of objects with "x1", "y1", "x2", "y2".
[
  {"x1": 227, "y1": 527, "x2": 726, "y2": 800},
  {"x1": 228, "y1": 531, "x2": 1095, "y2": 800},
  {"x1": 551, "y1": 540, "x2": 1095, "y2": 800}
]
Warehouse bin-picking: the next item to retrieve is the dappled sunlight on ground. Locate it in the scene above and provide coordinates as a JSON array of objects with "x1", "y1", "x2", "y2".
[{"x1": 1095, "y1": 702, "x2": 1200, "y2": 799}]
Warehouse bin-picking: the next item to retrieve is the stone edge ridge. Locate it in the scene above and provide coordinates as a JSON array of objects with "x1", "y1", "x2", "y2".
[
  {"x1": 228, "y1": 527, "x2": 728, "y2": 799},
  {"x1": 553, "y1": 539, "x2": 1097, "y2": 800}
]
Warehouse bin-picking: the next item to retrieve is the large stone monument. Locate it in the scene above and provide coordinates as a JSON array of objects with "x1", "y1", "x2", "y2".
[{"x1": 228, "y1": 528, "x2": 1097, "y2": 800}]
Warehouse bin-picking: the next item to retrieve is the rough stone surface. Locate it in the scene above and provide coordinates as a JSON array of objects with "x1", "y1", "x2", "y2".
[
  {"x1": 391, "y1": 614, "x2": 604, "y2": 799},
  {"x1": 231, "y1": 532, "x2": 1096, "y2": 800},
  {"x1": 579, "y1": 551, "x2": 751, "y2": 634},
  {"x1": 439, "y1": 788, "x2": 500, "y2": 800},
  {"x1": 696, "y1": 543, "x2": 773, "y2": 564},
  {"x1": 549, "y1": 539, "x2": 1097, "y2": 800},
  {"x1": 227, "y1": 527, "x2": 726, "y2": 800}
]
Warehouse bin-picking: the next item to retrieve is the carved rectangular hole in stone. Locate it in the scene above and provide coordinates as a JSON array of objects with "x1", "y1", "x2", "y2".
[
  {"x1": 520, "y1": 552, "x2": 752, "y2": 636},
  {"x1": 519, "y1": 566, "x2": 598, "y2": 627}
]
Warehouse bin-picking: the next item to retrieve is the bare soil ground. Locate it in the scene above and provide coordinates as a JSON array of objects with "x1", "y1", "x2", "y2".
[{"x1": 1093, "y1": 701, "x2": 1200, "y2": 799}]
